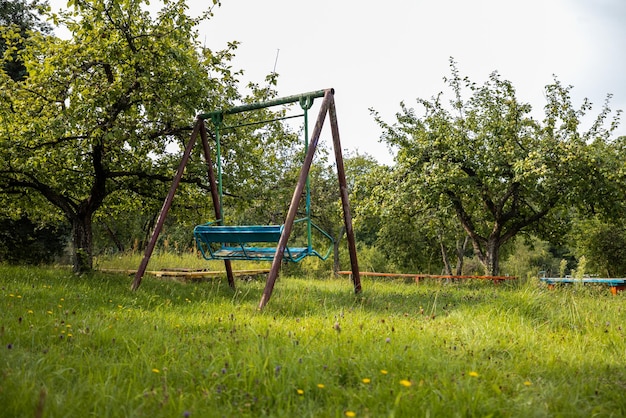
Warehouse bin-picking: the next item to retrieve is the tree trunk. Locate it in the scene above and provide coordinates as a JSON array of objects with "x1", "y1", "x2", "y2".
[
  {"x1": 71, "y1": 212, "x2": 94, "y2": 274},
  {"x1": 455, "y1": 236, "x2": 469, "y2": 275},
  {"x1": 465, "y1": 233, "x2": 502, "y2": 276},
  {"x1": 439, "y1": 237, "x2": 453, "y2": 275},
  {"x1": 483, "y1": 237, "x2": 500, "y2": 276},
  {"x1": 141, "y1": 213, "x2": 157, "y2": 251},
  {"x1": 102, "y1": 220, "x2": 125, "y2": 252}
]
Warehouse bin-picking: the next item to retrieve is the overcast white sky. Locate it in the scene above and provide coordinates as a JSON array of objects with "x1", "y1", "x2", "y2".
[{"x1": 50, "y1": 0, "x2": 626, "y2": 164}]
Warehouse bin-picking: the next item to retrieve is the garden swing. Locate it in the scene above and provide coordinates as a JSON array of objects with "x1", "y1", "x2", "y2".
[
  {"x1": 193, "y1": 93, "x2": 333, "y2": 263},
  {"x1": 131, "y1": 88, "x2": 361, "y2": 309}
]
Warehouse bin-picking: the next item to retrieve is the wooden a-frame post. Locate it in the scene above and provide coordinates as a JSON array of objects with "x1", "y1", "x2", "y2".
[
  {"x1": 131, "y1": 88, "x2": 361, "y2": 309},
  {"x1": 131, "y1": 119, "x2": 235, "y2": 291},
  {"x1": 258, "y1": 89, "x2": 361, "y2": 308}
]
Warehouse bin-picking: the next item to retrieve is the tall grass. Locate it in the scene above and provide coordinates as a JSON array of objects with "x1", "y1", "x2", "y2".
[
  {"x1": 1, "y1": 265, "x2": 625, "y2": 417},
  {"x1": 94, "y1": 251, "x2": 240, "y2": 272}
]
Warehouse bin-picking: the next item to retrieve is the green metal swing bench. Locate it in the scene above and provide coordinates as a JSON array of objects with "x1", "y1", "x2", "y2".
[
  {"x1": 193, "y1": 90, "x2": 333, "y2": 263},
  {"x1": 194, "y1": 220, "x2": 333, "y2": 262}
]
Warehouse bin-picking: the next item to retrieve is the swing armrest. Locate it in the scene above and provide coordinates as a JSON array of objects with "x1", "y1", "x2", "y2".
[
  {"x1": 291, "y1": 218, "x2": 334, "y2": 261},
  {"x1": 310, "y1": 222, "x2": 334, "y2": 260}
]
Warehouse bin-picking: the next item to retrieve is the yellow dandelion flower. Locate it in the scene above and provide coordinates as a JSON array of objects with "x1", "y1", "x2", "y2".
[
  {"x1": 524, "y1": 381, "x2": 532, "y2": 386},
  {"x1": 362, "y1": 378, "x2": 371, "y2": 384},
  {"x1": 469, "y1": 371, "x2": 479, "y2": 377},
  {"x1": 400, "y1": 379, "x2": 412, "y2": 387},
  {"x1": 47, "y1": 311, "x2": 52, "y2": 314},
  {"x1": 317, "y1": 384, "x2": 325, "y2": 389},
  {"x1": 380, "y1": 369, "x2": 388, "y2": 375},
  {"x1": 67, "y1": 333, "x2": 73, "y2": 337},
  {"x1": 345, "y1": 411, "x2": 356, "y2": 417},
  {"x1": 152, "y1": 368, "x2": 160, "y2": 373},
  {"x1": 17, "y1": 295, "x2": 22, "y2": 298},
  {"x1": 28, "y1": 310, "x2": 33, "y2": 314},
  {"x1": 296, "y1": 389, "x2": 304, "y2": 395}
]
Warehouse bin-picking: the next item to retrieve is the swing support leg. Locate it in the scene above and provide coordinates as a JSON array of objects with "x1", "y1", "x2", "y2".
[
  {"x1": 329, "y1": 98, "x2": 361, "y2": 294},
  {"x1": 199, "y1": 122, "x2": 235, "y2": 288},
  {"x1": 132, "y1": 120, "x2": 201, "y2": 291},
  {"x1": 259, "y1": 89, "x2": 361, "y2": 309},
  {"x1": 132, "y1": 119, "x2": 235, "y2": 291}
]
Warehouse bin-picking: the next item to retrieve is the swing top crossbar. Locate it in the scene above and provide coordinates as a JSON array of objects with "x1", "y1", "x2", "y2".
[{"x1": 197, "y1": 89, "x2": 328, "y2": 121}]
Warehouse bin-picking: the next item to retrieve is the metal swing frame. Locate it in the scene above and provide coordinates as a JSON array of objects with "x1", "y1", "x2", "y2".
[
  {"x1": 131, "y1": 88, "x2": 361, "y2": 309},
  {"x1": 193, "y1": 91, "x2": 333, "y2": 263}
]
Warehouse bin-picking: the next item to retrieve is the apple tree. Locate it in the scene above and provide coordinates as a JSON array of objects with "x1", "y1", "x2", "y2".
[
  {"x1": 372, "y1": 60, "x2": 621, "y2": 275},
  {"x1": 0, "y1": 0, "x2": 250, "y2": 272}
]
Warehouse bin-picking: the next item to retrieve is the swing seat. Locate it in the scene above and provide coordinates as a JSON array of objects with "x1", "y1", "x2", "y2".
[{"x1": 194, "y1": 224, "x2": 313, "y2": 262}]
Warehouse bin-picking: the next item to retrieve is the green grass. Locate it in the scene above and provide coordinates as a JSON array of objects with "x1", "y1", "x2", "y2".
[
  {"x1": 1, "y1": 265, "x2": 626, "y2": 417},
  {"x1": 94, "y1": 251, "x2": 275, "y2": 273}
]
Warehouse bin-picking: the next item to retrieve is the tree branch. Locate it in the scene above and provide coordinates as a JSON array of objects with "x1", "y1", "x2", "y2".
[
  {"x1": 453, "y1": 159, "x2": 498, "y2": 218},
  {"x1": 501, "y1": 196, "x2": 560, "y2": 243},
  {"x1": 1, "y1": 173, "x2": 77, "y2": 217},
  {"x1": 445, "y1": 189, "x2": 486, "y2": 247}
]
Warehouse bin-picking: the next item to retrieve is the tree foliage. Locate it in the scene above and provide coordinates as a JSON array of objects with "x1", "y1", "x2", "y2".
[
  {"x1": 371, "y1": 59, "x2": 622, "y2": 275},
  {"x1": 0, "y1": 0, "x2": 51, "y2": 80},
  {"x1": 0, "y1": 216, "x2": 68, "y2": 264},
  {"x1": 568, "y1": 216, "x2": 626, "y2": 277},
  {"x1": 0, "y1": 0, "x2": 69, "y2": 265},
  {"x1": 0, "y1": 0, "x2": 256, "y2": 272}
]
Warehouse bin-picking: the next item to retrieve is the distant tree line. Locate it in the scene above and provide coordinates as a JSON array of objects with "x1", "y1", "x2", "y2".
[{"x1": 2, "y1": 0, "x2": 626, "y2": 279}]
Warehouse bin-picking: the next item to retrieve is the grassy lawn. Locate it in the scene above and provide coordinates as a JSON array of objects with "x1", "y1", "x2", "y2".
[{"x1": 1, "y1": 265, "x2": 625, "y2": 417}]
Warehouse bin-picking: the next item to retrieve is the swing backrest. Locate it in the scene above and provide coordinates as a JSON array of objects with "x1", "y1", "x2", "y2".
[{"x1": 194, "y1": 224, "x2": 282, "y2": 244}]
